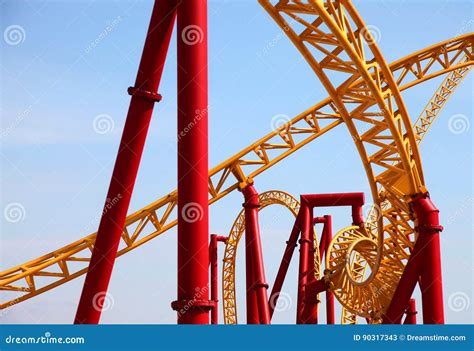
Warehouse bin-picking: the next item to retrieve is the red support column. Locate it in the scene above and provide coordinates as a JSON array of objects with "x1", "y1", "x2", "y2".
[
  {"x1": 242, "y1": 185, "x2": 271, "y2": 324},
  {"x1": 246, "y1": 237, "x2": 260, "y2": 324},
  {"x1": 269, "y1": 211, "x2": 302, "y2": 319},
  {"x1": 301, "y1": 223, "x2": 319, "y2": 324},
  {"x1": 74, "y1": 0, "x2": 177, "y2": 324},
  {"x1": 383, "y1": 194, "x2": 443, "y2": 324},
  {"x1": 209, "y1": 235, "x2": 227, "y2": 324},
  {"x1": 210, "y1": 235, "x2": 218, "y2": 324},
  {"x1": 324, "y1": 215, "x2": 335, "y2": 324},
  {"x1": 414, "y1": 195, "x2": 444, "y2": 324},
  {"x1": 403, "y1": 298, "x2": 417, "y2": 324},
  {"x1": 174, "y1": 0, "x2": 210, "y2": 324},
  {"x1": 382, "y1": 233, "x2": 426, "y2": 324},
  {"x1": 296, "y1": 202, "x2": 311, "y2": 324}
]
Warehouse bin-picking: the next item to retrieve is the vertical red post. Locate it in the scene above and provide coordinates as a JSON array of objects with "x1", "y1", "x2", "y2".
[
  {"x1": 296, "y1": 202, "x2": 311, "y2": 324},
  {"x1": 210, "y1": 235, "x2": 218, "y2": 324},
  {"x1": 414, "y1": 195, "x2": 444, "y2": 324},
  {"x1": 242, "y1": 185, "x2": 271, "y2": 324},
  {"x1": 324, "y1": 215, "x2": 335, "y2": 324},
  {"x1": 246, "y1": 237, "x2": 260, "y2": 324},
  {"x1": 383, "y1": 194, "x2": 443, "y2": 324},
  {"x1": 404, "y1": 298, "x2": 417, "y2": 324},
  {"x1": 209, "y1": 235, "x2": 226, "y2": 324},
  {"x1": 174, "y1": 0, "x2": 210, "y2": 324},
  {"x1": 74, "y1": 0, "x2": 177, "y2": 324},
  {"x1": 301, "y1": 224, "x2": 319, "y2": 324}
]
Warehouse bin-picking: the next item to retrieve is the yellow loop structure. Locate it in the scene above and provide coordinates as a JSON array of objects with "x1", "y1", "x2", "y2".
[
  {"x1": 222, "y1": 190, "x2": 312, "y2": 324},
  {"x1": 0, "y1": 21, "x2": 472, "y2": 313},
  {"x1": 259, "y1": 0, "x2": 472, "y2": 320},
  {"x1": 340, "y1": 55, "x2": 473, "y2": 324}
]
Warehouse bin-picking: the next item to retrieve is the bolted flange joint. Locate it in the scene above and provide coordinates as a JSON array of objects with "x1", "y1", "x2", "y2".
[
  {"x1": 171, "y1": 299, "x2": 215, "y2": 313},
  {"x1": 128, "y1": 86, "x2": 162, "y2": 103}
]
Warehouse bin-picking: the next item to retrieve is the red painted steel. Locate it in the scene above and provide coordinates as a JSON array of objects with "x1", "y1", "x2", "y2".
[
  {"x1": 210, "y1": 235, "x2": 218, "y2": 324},
  {"x1": 175, "y1": 0, "x2": 210, "y2": 324},
  {"x1": 242, "y1": 185, "x2": 271, "y2": 324},
  {"x1": 301, "y1": 193, "x2": 365, "y2": 225},
  {"x1": 269, "y1": 210, "x2": 302, "y2": 319},
  {"x1": 383, "y1": 194, "x2": 443, "y2": 324},
  {"x1": 246, "y1": 240, "x2": 260, "y2": 324},
  {"x1": 297, "y1": 205, "x2": 312, "y2": 323},
  {"x1": 270, "y1": 193, "x2": 364, "y2": 323},
  {"x1": 323, "y1": 215, "x2": 335, "y2": 324},
  {"x1": 414, "y1": 195, "x2": 444, "y2": 324},
  {"x1": 210, "y1": 235, "x2": 227, "y2": 324},
  {"x1": 74, "y1": 0, "x2": 177, "y2": 324},
  {"x1": 404, "y1": 298, "x2": 417, "y2": 324}
]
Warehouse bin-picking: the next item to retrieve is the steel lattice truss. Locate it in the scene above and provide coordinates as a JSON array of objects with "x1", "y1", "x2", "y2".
[
  {"x1": 260, "y1": 0, "x2": 472, "y2": 320},
  {"x1": 222, "y1": 190, "x2": 303, "y2": 324},
  {"x1": 341, "y1": 54, "x2": 473, "y2": 324},
  {"x1": 1, "y1": 1, "x2": 472, "y2": 323}
]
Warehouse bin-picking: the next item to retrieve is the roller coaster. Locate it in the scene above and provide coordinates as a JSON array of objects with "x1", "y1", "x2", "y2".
[{"x1": 1, "y1": 0, "x2": 472, "y2": 325}]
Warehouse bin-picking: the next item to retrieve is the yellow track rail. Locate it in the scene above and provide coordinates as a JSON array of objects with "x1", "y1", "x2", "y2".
[
  {"x1": 221, "y1": 190, "x2": 305, "y2": 324},
  {"x1": 340, "y1": 53, "x2": 473, "y2": 324},
  {"x1": 259, "y1": 0, "x2": 473, "y2": 320},
  {"x1": 0, "y1": 29, "x2": 472, "y2": 310}
]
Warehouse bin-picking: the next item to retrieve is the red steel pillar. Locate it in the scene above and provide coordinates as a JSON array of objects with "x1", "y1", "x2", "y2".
[
  {"x1": 323, "y1": 215, "x2": 335, "y2": 324},
  {"x1": 210, "y1": 235, "x2": 218, "y2": 324},
  {"x1": 296, "y1": 202, "x2": 311, "y2": 324},
  {"x1": 242, "y1": 185, "x2": 271, "y2": 324},
  {"x1": 383, "y1": 194, "x2": 443, "y2": 324},
  {"x1": 269, "y1": 211, "x2": 302, "y2": 319},
  {"x1": 209, "y1": 235, "x2": 227, "y2": 324},
  {"x1": 414, "y1": 195, "x2": 444, "y2": 324},
  {"x1": 74, "y1": 0, "x2": 177, "y2": 324},
  {"x1": 246, "y1": 238, "x2": 260, "y2": 324},
  {"x1": 174, "y1": 0, "x2": 210, "y2": 324},
  {"x1": 301, "y1": 224, "x2": 319, "y2": 324},
  {"x1": 404, "y1": 298, "x2": 417, "y2": 324}
]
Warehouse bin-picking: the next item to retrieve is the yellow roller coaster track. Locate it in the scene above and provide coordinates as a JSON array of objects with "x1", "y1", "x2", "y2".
[
  {"x1": 222, "y1": 190, "x2": 310, "y2": 324},
  {"x1": 223, "y1": 52, "x2": 473, "y2": 325},
  {"x1": 0, "y1": 26, "x2": 471, "y2": 311},
  {"x1": 340, "y1": 54, "x2": 472, "y2": 324},
  {"x1": 259, "y1": 0, "x2": 471, "y2": 320}
]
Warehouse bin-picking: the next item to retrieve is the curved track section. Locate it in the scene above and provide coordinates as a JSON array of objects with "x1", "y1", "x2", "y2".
[
  {"x1": 0, "y1": 33, "x2": 472, "y2": 309},
  {"x1": 340, "y1": 54, "x2": 473, "y2": 323},
  {"x1": 222, "y1": 190, "x2": 305, "y2": 324},
  {"x1": 259, "y1": 0, "x2": 471, "y2": 319}
]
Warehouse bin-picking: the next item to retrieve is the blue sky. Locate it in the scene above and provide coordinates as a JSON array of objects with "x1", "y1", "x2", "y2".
[{"x1": 1, "y1": 0, "x2": 472, "y2": 324}]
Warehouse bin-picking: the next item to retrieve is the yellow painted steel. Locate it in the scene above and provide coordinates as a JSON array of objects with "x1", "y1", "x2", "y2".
[
  {"x1": 259, "y1": 0, "x2": 473, "y2": 320},
  {"x1": 340, "y1": 54, "x2": 473, "y2": 324},
  {"x1": 0, "y1": 24, "x2": 472, "y2": 312}
]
